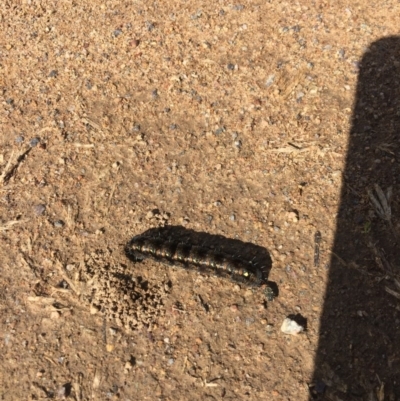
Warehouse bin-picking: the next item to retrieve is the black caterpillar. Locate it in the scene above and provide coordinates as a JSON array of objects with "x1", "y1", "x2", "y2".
[{"x1": 126, "y1": 235, "x2": 276, "y2": 300}]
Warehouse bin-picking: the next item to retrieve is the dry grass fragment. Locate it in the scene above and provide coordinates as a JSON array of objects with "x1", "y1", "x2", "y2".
[
  {"x1": 368, "y1": 184, "x2": 392, "y2": 224},
  {"x1": 0, "y1": 219, "x2": 27, "y2": 232}
]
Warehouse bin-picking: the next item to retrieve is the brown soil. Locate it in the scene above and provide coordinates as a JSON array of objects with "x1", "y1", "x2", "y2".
[{"x1": 1, "y1": 1, "x2": 400, "y2": 400}]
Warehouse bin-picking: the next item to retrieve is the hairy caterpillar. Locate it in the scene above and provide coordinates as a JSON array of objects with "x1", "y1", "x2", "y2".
[{"x1": 126, "y1": 235, "x2": 275, "y2": 298}]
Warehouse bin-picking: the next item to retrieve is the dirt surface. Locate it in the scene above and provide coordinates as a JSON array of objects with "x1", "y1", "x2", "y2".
[{"x1": 1, "y1": 1, "x2": 400, "y2": 400}]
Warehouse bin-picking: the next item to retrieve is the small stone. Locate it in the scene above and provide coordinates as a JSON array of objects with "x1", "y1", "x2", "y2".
[
  {"x1": 15, "y1": 136, "x2": 24, "y2": 144},
  {"x1": 50, "y1": 311, "x2": 61, "y2": 319},
  {"x1": 229, "y1": 214, "x2": 235, "y2": 221},
  {"x1": 266, "y1": 324, "x2": 274, "y2": 332},
  {"x1": 234, "y1": 140, "x2": 242, "y2": 149},
  {"x1": 124, "y1": 360, "x2": 133, "y2": 373},
  {"x1": 232, "y1": 4, "x2": 244, "y2": 10},
  {"x1": 265, "y1": 74, "x2": 275, "y2": 87},
  {"x1": 48, "y1": 70, "x2": 58, "y2": 78},
  {"x1": 227, "y1": 63, "x2": 235, "y2": 70},
  {"x1": 287, "y1": 211, "x2": 299, "y2": 222},
  {"x1": 167, "y1": 358, "x2": 175, "y2": 366},
  {"x1": 29, "y1": 137, "x2": 40, "y2": 147},
  {"x1": 113, "y1": 29, "x2": 122, "y2": 37},
  {"x1": 280, "y1": 317, "x2": 304, "y2": 335},
  {"x1": 56, "y1": 385, "x2": 66, "y2": 398},
  {"x1": 54, "y1": 220, "x2": 65, "y2": 228},
  {"x1": 33, "y1": 204, "x2": 46, "y2": 216},
  {"x1": 230, "y1": 304, "x2": 239, "y2": 312},
  {"x1": 109, "y1": 327, "x2": 118, "y2": 336},
  {"x1": 146, "y1": 21, "x2": 155, "y2": 31},
  {"x1": 260, "y1": 318, "x2": 268, "y2": 325},
  {"x1": 90, "y1": 304, "x2": 101, "y2": 315},
  {"x1": 146, "y1": 210, "x2": 156, "y2": 219}
]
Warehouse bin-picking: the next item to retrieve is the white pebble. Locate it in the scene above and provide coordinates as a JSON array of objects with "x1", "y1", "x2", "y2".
[{"x1": 280, "y1": 318, "x2": 304, "y2": 335}]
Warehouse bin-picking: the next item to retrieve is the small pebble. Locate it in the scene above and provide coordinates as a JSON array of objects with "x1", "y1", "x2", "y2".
[
  {"x1": 109, "y1": 327, "x2": 118, "y2": 336},
  {"x1": 146, "y1": 21, "x2": 155, "y2": 31},
  {"x1": 90, "y1": 304, "x2": 101, "y2": 315},
  {"x1": 124, "y1": 360, "x2": 133, "y2": 373},
  {"x1": 230, "y1": 304, "x2": 239, "y2": 312},
  {"x1": 167, "y1": 358, "x2": 175, "y2": 366},
  {"x1": 54, "y1": 220, "x2": 65, "y2": 228},
  {"x1": 30, "y1": 137, "x2": 40, "y2": 147},
  {"x1": 56, "y1": 386, "x2": 66, "y2": 398},
  {"x1": 232, "y1": 4, "x2": 244, "y2": 10},
  {"x1": 191, "y1": 10, "x2": 202, "y2": 20},
  {"x1": 33, "y1": 204, "x2": 46, "y2": 215},
  {"x1": 15, "y1": 136, "x2": 24, "y2": 144},
  {"x1": 113, "y1": 29, "x2": 122, "y2": 37},
  {"x1": 265, "y1": 75, "x2": 275, "y2": 88},
  {"x1": 280, "y1": 317, "x2": 304, "y2": 335},
  {"x1": 227, "y1": 63, "x2": 235, "y2": 70},
  {"x1": 152, "y1": 89, "x2": 158, "y2": 99},
  {"x1": 287, "y1": 211, "x2": 299, "y2": 222},
  {"x1": 48, "y1": 70, "x2": 58, "y2": 78}
]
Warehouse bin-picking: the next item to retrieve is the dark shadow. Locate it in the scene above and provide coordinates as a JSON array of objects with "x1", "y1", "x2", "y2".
[
  {"x1": 311, "y1": 37, "x2": 400, "y2": 399},
  {"x1": 125, "y1": 224, "x2": 275, "y2": 290}
]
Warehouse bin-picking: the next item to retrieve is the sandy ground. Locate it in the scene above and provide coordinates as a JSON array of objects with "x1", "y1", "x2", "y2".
[{"x1": 1, "y1": 1, "x2": 400, "y2": 400}]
